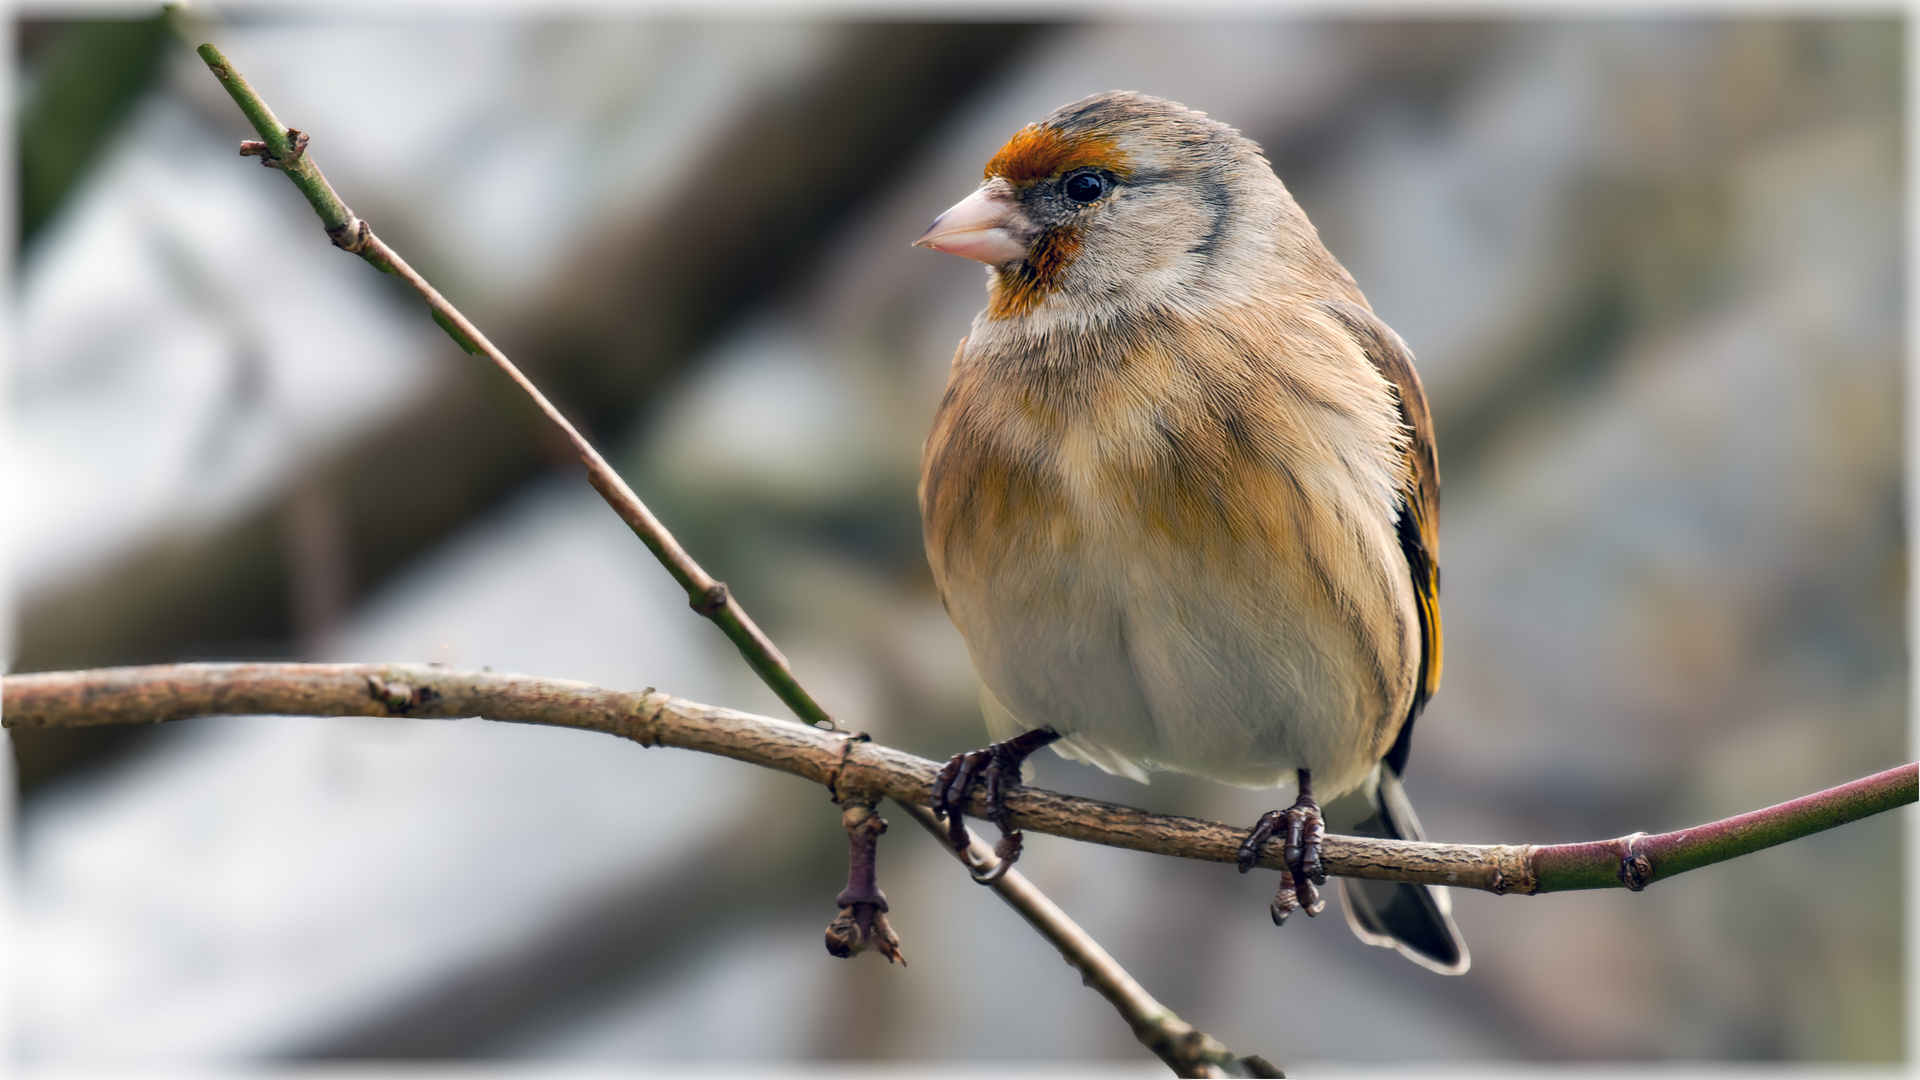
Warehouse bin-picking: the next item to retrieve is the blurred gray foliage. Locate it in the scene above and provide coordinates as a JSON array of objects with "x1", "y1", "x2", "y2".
[{"x1": 11, "y1": 16, "x2": 1904, "y2": 1068}]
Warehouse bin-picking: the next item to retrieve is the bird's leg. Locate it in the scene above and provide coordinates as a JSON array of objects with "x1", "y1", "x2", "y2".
[
  {"x1": 930, "y1": 726, "x2": 1060, "y2": 881},
  {"x1": 824, "y1": 801, "x2": 904, "y2": 963},
  {"x1": 1283, "y1": 769, "x2": 1327, "y2": 887},
  {"x1": 1235, "y1": 768, "x2": 1327, "y2": 924}
]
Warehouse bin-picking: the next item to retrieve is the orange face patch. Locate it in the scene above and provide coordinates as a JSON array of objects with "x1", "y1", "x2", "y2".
[
  {"x1": 984, "y1": 125, "x2": 1128, "y2": 184},
  {"x1": 978, "y1": 124, "x2": 1128, "y2": 319}
]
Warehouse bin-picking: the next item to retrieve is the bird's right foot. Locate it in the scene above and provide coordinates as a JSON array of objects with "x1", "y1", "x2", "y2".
[{"x1": 930, "y1": 727, "x2": 1059, "y2": 882}]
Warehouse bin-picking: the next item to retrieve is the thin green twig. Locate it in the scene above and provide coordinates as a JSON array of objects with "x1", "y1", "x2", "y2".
[{"x1": 192, "y1": 42, "x2": 834, "y2": 732}]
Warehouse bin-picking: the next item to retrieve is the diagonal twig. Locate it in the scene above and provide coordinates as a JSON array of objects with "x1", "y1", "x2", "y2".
[
  {"x1": 196, "y1": 42, "x2": 833, "y2": 732},
  {"x1": 896, "y1": 801, "x2": 1281, "y2": 1078}
]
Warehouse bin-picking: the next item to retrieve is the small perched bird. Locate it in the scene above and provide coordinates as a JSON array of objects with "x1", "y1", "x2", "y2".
[{"x1": 913, "y1": 91, "x2": 1467, "y2": 974}]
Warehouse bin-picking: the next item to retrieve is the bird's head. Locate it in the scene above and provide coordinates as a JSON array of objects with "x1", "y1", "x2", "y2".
[{"x1": 915, "y1": 91, "x2": 1311, "y2": 325}]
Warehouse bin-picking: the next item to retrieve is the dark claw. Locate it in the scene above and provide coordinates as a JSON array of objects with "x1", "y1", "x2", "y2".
[
  {"x1": 1237, "y1": 809, "x2": 1285, "y2": 873},
  {"x1": 1241, "y1": 768, "x2": 1327, "y2": 922},
  {"x1": 932, "y1": 747, "x2": 987, "y2": 852},
  {"x1": 1271, "y1": 881, "x2": 1297, "y2": 925},
  {"x1": 1270, "y1": 872, "x2": 1324, "y2": 924},
  {"x1": 929, "y1": 727, "x2": 1059, "y2": 874}
]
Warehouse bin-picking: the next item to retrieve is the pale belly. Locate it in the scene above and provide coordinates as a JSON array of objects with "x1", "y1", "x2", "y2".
[{"x1": 941, "y1": 511, "x2": 1403, "y2": 798}]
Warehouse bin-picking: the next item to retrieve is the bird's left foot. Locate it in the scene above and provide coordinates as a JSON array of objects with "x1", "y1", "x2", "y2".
[
  {"x1": 1236, "y1": 768, "x2": 1327, "y2": 924},
  {"x1": 931, "y1": 727, "x2": 1059, "y2": 881}
]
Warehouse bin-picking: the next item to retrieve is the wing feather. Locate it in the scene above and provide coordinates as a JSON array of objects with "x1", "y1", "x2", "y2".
[{"x1": 1317, "y1": 300, "x2": 1441, "y2": 776}]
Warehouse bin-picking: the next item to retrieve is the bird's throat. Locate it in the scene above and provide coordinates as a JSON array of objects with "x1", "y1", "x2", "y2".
[{"x1": 988, "y1": 226, "x2": 1082, "y2": 321}]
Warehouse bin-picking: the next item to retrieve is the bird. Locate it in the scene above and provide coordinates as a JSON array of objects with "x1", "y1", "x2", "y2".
[{"x1": 911, "y1": 90, "x2": 1468, "y2": 975}]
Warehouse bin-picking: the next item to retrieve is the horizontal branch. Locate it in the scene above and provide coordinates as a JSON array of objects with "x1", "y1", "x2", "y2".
[{"x1": 8, "y1": 663, "x2": 1910, "y2": 895}]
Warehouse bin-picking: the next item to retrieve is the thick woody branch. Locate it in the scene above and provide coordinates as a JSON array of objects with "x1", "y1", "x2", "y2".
[{"x1": 7, "y1": 663, "x2": 1911, "y2": 896}]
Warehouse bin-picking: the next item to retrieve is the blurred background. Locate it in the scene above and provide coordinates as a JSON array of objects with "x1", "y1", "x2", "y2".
[{"x1": 7, "y1": 9, "x2": 1906, "y2": 1071}]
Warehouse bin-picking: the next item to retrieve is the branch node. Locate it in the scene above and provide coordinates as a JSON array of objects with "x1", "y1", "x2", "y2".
[
  {"x1": 826, "y1": 731, "x2": 872, "y2": 804},
  {"x1": 326, "y1": 218, "x2": 373, "y2": 254},
  {"x1": 237, "y1": 128, "x2": 309, "y2": 170},
  {"x1": 692, "y1": 582, "x2": 731, "y2": 617},
  {"x1": 1142, "y1": 1020, "x2": 1279, "y2": 1078},
  {"x1": 1485, "y1": 844, "x2": 1538, "y2": 894},
  {"x1": 365, "y1": 673, "x2": 438, "y2": 715},
  {"x1": 617, "y1": 690, "x2": 669, "y2": 747},
  {"x1": 1616, "y1": 832, "x2": 1654, "y2": 891}
]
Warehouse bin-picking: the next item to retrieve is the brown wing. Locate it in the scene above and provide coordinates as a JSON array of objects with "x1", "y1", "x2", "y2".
[{"x1": 1318, "y1": 300, "x2": 1441, "y2": 776}]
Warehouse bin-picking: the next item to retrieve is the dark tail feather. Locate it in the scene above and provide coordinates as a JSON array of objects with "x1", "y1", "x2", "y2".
[{"x1": 1333, "y1": 766, "x2": 1470, "y2": 975}]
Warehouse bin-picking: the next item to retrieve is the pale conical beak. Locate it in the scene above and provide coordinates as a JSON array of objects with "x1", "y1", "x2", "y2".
[{"x1": 913, "y1": 185, "x2": 1026, "y2": 266}]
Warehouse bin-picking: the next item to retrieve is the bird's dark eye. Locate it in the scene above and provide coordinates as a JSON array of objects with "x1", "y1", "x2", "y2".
[{"x1": 1063, "y1": 171, "x2": 1107, "y2": 203}]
